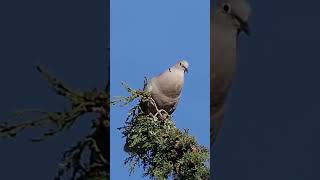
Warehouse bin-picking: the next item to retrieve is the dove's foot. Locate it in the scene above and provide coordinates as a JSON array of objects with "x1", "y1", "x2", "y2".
[{"x1": 153, "y1": 109, "x2": 169, "y2": 121}]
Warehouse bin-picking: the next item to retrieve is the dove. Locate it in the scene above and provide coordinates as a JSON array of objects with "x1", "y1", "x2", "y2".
[
  {"x1": 124, "y1": 60, "x2": 189, "y2": 153},
  {"x1": 141, "y1": 60, "x2": 189, "y2": 116},
  {"x1": 211, "y1": 0, "x2": 251, "y2": 146}
]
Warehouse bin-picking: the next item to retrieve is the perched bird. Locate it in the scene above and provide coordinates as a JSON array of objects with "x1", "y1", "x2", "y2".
[
  {"x1": 211, "y1": 0, "x2": 251, "y2": 146},
  {"x1": 124, "y1": 60, "x2": 189, "y2": 152},
  {"x1": 141, "y1": 60, "x2": 189, "y2": 116}
]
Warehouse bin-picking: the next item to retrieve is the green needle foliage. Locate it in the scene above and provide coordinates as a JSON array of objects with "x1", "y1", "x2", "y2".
[
  {"x1": 113, "y1": 84, "x2": 209, "y2": 180},
  {"x1": 0, "y1": 65, "x2": 109, "y2": 180}
]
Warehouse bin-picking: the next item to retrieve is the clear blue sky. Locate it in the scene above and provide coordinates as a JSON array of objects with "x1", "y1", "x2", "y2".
[{"x1": 110, "y1": 0, "x2": 210, "y2": 179}]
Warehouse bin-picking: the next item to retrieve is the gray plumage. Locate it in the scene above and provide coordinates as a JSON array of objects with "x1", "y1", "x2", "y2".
[
  {"x1": 211, "y1": 0, "x2": 251, "y2": 146},
  {"x1": 124, "y1": 60, "x2": 189, "y2": 152},
  {"x1": 142, "y1": 60, "x2": 189, "y2": 115}
]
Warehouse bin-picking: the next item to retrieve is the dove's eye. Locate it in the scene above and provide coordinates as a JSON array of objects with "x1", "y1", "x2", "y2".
[
  {"x1": 222, "y1": 3, "x2": 231, "y2": 13},
  {"x1": 179, "y1": 62, "x2": 182, "y2": 66}
]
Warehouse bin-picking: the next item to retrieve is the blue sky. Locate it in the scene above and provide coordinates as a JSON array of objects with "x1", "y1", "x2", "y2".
[{"x1": 110, "y1": 0, "x2": 210, "y2": 179}]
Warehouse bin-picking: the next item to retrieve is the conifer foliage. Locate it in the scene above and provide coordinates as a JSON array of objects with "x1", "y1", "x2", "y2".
[{"x1": 113, "y1": 83, "x2": 209, "y2": 180}]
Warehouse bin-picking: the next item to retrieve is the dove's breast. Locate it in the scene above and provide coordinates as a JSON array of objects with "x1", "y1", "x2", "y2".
[
  {"x1": 211, "y1": 24, "x2": 238, "y2": 109},
  {"x1": 149, "y1": 69, "x2": 185, "y2": 112}
]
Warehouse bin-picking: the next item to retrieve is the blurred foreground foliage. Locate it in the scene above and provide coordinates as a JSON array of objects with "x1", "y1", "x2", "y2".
[
  {"x1": 0, "y1": 66, "x2": 109, "y2": 180},
  {"x1": 112, "y1": 84, "x2": 209, "y2": 180}
]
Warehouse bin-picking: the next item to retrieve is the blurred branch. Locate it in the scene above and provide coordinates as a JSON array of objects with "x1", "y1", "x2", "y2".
[
  {"x1": 0, "y1": 66, "x2": 107, "y2": 141},
  {"x1": 0, "y1": 65, "x2": 109, "y2": 180}
]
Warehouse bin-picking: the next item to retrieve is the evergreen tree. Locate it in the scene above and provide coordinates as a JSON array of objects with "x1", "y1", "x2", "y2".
[{"x1": 113, "y1": 83, "x2": 210, "y2": 180}]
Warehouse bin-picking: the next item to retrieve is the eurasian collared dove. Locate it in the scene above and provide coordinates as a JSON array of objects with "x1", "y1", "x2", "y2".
[
  {"x1": 141, "y1": 60, "x2": 189, "y2": 116},
  {"x1": 124, "y1": 60, "x2": 189, "y2": 152},
  {"x1": 211, "y1": 0, "x2": 251, "y2": 146}
]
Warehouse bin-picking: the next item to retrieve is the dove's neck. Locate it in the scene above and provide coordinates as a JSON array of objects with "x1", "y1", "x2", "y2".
[{"x1": 212, "y1": 17, "x2": 238, "y2": 81}]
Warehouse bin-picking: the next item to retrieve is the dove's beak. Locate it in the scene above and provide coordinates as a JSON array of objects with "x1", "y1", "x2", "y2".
[
  {"x1": 184, "y1": 68, "x2": 188, "y2": 73},
  {"x1": 241, "y1": 22, "x2": 250, "y2": 35},
  {"x1": 234, "y1": 14, "x2": 251, "y2": 36}
]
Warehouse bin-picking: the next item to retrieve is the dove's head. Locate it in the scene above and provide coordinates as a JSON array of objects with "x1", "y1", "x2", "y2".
[
  {"x1": 174, "y1": 60, "x2": 189, "y2": 74},
  {"x1": 216, "y1": 0, "x2": 251, "y2": 35}
]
